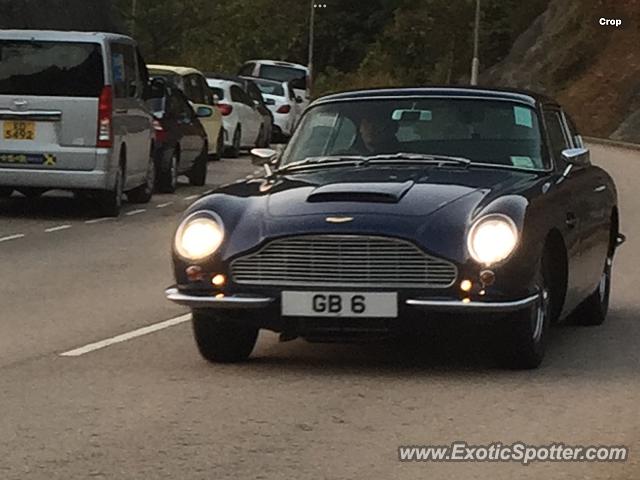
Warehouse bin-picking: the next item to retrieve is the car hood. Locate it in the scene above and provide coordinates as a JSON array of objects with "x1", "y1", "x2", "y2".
[{"x1": 265, "y1": 165, "x2": 535, "y2": 219}]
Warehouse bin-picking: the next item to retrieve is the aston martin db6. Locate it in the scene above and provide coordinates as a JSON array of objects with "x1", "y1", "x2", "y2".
[{"x1": 166, "y1": 87, "x2": 624, "y2": 369}]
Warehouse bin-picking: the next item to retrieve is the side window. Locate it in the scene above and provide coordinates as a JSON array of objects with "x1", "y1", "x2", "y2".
[
  {"x1": 185, "y1": 75, "x2": 205, "y2": 104},
  {"x1": 171, "y1": 93, "x2": 192, "y2": 119},
  {"x1": 544, "y1": 110, "x2": 570, "y2": 162},
  {"x1": 238, "y1": 62, "x2": 255, "y2": 76},
  {"x1": 111, "y1": 43, "x2": 137, "y2": 98},
  {"x1": 248, "y1": 84, "x2": 263, "y2": 104},
  {"x1": 563, "y1": 112, "x2": 582, "y2": 147},
  {"x1": 231, "y1": 85, "x2": 251, "y2": 105}
]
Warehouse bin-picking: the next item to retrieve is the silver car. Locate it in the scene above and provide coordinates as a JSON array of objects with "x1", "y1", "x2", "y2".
[{"x1": 0, "y1": 30, "x2": 156, "y2": 216}]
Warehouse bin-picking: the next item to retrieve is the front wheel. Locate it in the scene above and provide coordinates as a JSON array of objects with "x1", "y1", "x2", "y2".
[
  {"x1": 495, "y1": 264, "x2": 551, "y2": 369},
  {"x1": 98, "y1": 165, "x2": 124, "y2": 217},
  {"x1": 572, "y1": 256, "x2": 612, "y2": 326},
  {"x1": 209, "y1": 130, "x2": 224, "y2": 162},
  {"x1": 226, "y1": 126, "x2": 241, "y2": 158},
  {"x1": 192, "y1": 311, "x2": 259, "y2": 363}
]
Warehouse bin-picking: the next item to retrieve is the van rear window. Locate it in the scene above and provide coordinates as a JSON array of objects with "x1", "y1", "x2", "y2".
[{"x1": 0, "y1": 41, "x2": 104, "y2": 97}]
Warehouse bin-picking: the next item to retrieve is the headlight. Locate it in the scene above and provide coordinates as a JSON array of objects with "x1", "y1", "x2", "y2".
[
  {"x1": 175, "y1": 212, "x2": 224, "y2": 261},
  {"x1": 467, "y1": 214, "x2": 518, "y2": 265}
]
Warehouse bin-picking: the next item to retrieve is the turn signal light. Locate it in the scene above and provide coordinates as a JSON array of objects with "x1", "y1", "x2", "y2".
[
  {"x1": 460, "y1": 280, "x2": 473, "y2": 292},
  {"x1": 212, "y1": 274, "x2": 226, "y2": 287}
]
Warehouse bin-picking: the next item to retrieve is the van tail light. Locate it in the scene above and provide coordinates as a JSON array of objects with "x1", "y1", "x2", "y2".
[
  {"x1": 277, "y1": 104, "x2": 291, "y2": 114},
  {"x1": 217, "y1": 103, "x2": 233, "y2": 116},
  {"x1": 152, "y1": 118, "x2": 167, "y2": 144},
  {"x1": 97, "y1": 86, "x2": 113, "y2": 148}
]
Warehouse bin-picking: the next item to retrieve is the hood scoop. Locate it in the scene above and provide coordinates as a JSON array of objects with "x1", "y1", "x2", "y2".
[{"x1": 306, "y1": 181, "x2": 414, "y2": 204}]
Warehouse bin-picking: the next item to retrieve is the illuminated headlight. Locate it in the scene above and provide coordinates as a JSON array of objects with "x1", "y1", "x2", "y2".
[
  {"x1": 175, "y1": 212, "x2": 224, "y2": 261},
  {"x1": 467, "y1": 214, "x2": 518, "y2": 265}
]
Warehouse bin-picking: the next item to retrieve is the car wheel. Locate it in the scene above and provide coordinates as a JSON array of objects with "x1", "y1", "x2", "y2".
[
  {"x1": 0, "y1": 187, "x2": 14, "y2": 198},
  {"x1": 99, "y1": 164, "x2": 124, "y2": 217},
  {"x1": 496, "y1": 257, "x2": 551, "y2": 369},
  {"x1": 188, "y1": 143, "x2": 208, "y2": 186},
  {"x1": 209, "y1": 130, "x2": 224, "y2": 162},
  {"x1": 192, "y1": 311, "x2": 259, "y2": 363},
  {"x1": 226, "y1": 126, "x2": 241, "y2": 158},
  {"x1": 127, "y1": 157, "x2": 155, "y2": 204},
  {"x1": 572, "y1": 255, "x2": 612, "y2": 326},
  {"x1": 157, "y1": 149, "x2": 179, "y2": 193},
  {"x1": 18, "y1": 187, "x2": 47, "y2": 198}
]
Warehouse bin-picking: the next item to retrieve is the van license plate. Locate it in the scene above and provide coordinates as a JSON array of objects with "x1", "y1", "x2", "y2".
[
  {"x1": 3, "y1": 121, "x2": 36, "y2": 140},
  {"x1": 281, "y1": 291, "x2": 398, "y2": 318}
]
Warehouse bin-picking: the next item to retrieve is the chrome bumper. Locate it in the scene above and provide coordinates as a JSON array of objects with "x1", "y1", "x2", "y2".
[
  {"x1": 406, "y1": 293, "x2": 540, "y2": 313},
  {"x1": 165, "y1": 287, "x2": 275, "y2": 309}
]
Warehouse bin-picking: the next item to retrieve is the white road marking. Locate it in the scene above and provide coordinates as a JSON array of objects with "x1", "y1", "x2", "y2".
[
  {"x1": 60, "y1": 313, "x2": 191, "y2": 357},
  {"x1": 184, "y1": 195, "x2": 199, "y2": 201},
  {"x1": 85, "y1": 217, "x2": 113, "y2": 224},
  {"x1": 156, "y1": 202, "x2": 173, "y2": 208},
  {"x1": 125, "y1": 209, "x2": 146, "y2": 216},
  {"x1": 44, "y1": 224, "x2": 72, "y2": 233},
  {"x1": 0, "y1": 234, "x2": 25, "y2": 243}
]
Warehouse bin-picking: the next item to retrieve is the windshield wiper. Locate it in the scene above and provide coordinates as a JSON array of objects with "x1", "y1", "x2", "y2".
[
  {"x1": 362, "y1": 153, "x2": 472, "y2": 167},
  {"x1": 277, "y1": 155, "x2": 368, "y2": 172}
]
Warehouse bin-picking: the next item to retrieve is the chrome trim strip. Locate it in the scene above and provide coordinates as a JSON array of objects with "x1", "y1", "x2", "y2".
[
  {"x1": 406, "y1": 293, "x2": 540, "y2": 312},
  {"x1": 0, "y1": 110, "x2": 62, "y2": 121},
  {"x1": 165, "y1": 288, "x2": 275, "y2": 309}
]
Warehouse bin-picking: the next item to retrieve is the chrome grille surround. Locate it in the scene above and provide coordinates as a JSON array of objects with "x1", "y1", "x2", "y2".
[{"x1": 230, "y1": 235, "x2": 457, "y2": 288}]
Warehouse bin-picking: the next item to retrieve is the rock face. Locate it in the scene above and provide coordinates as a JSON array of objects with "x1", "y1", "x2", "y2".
[
  {"x1": 483, "y1": 0, "x2": 640, "y2": 142},
  {"x1": 0, "y1": 0, "x2": 124, "y2": 32}
]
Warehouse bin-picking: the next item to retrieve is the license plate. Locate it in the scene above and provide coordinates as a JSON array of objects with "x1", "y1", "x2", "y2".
[
  {"x1": 0, "y1": 153, "x2": 56, "y2": 166},
  {"x1": 282, "y1": 291, "x2": 398, "y2": 318},
  {"x1": 3, "y1": 121, "x2": 36, "y2": 140}
]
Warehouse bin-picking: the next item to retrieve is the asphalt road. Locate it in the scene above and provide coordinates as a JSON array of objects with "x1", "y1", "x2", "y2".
[{"x1": 0, "y1": 143, "x2": 638, "y2": 479}]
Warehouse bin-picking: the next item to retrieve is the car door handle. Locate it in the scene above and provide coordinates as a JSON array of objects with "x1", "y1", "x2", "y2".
[
  {"x1": 594, "y1": 185, "x2": 607, "y2": 193},
  {"x1": 566, "y1": 213, "x2": 578, "y2": 228}
]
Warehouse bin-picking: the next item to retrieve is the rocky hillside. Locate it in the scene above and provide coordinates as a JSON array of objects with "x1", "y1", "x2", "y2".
[
  {"x1": 0, "y1": 0, "x2": 123, "y2": 32},
  {"x1": 483, "y1": 0, "x2": 640, "y2": 142}
]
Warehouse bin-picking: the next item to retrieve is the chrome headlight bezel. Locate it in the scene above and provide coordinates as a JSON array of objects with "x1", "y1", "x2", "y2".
[
  {"x1": 174, "y1": 210, "x2": 225, "y2": 261},
  {"x1": 467, "y1": 213, "x2": 519, "y2": 266}
]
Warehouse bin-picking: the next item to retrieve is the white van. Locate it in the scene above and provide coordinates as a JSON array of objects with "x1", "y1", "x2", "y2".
[
  {"x1": 238, "y1": 60, "x2": 310, "y2": 109},
  {"x1": 0, "y1": 30, "x2": 156, "y2": 216}
]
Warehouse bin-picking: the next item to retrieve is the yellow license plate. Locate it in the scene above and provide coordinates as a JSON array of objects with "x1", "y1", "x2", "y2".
[{"x1": 3, "y1": 121, "x2": 36, "y2": 140}]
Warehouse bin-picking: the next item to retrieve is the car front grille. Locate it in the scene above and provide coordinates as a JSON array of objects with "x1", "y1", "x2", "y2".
[{"x1": 230, "y1": 235, "x2": 457, "y2": 288}]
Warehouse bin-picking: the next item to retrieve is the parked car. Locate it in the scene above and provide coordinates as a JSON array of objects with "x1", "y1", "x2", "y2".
[
  {"x1": 166, "y1": 86, "x2": 625, "y2": 369},
  {"x1": 233, "y1": 76, "x2": 273, "y2": 148},
  {"x1": 0, "y1": 30, "x2": 156, "y2": 216},
  {"x1": 239, "y1": 59, "x2": 310, "y2": 109},
  {"x1": 203, "y1": 75, "x2": 263, "y2": 158},
  {"x1": 147, "y1": 65, "x2": 224, "y2": 161},
  {"x1": 146, "y1": 80, "x2": 209, "y2": 193},
  {"x1": 244, "y1": 77, "x2": 302, "y2": 142}
]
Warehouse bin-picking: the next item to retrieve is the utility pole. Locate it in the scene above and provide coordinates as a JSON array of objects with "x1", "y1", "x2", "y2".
[
  {"x1": 308, "y1": 0, "x2": 316, "y2": 96},
  {"x1": 131, "y1": 0, "x2": 137, "y2": 36},
  {"x1": 470, "y1": 0, "x2": 481, "y2": 86}
]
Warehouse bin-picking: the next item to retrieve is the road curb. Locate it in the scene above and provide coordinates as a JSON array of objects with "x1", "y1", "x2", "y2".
[{"x1": 585, "y1": 136, "x2": 640, "y2": 152}]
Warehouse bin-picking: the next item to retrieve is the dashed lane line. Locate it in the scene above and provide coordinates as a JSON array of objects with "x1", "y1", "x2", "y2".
[
  {"x1": 44, "y1": 224, "x2": 72, "y2": 233},
  {"x1": 156, "y1": 202, "x2": 174, "y2": 208},
  {"x1": 59, "y1": 313, "x2": 191, "y2": 357},
  {"x1": 184, "y1": 195, "x2": 199, "y2": 201},
  {"x1": 0, "y1": 234, "x2": 25, "y2": 243},
  {"x1": 125, "y1": 209, "x2": 146, "y2": 216},
  {"x1": 85, "y1": 217, "x2": 113, "y2": 224}
]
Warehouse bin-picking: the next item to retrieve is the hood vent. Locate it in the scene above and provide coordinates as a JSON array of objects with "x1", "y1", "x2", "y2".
[{"x1": 307, "y1": 181, "x2": 414, "y2": 204}]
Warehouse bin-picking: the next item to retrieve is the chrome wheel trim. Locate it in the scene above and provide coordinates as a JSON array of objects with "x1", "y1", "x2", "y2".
[{"x1": 532, "y1": 288, "x2": 549, "y2": 342}]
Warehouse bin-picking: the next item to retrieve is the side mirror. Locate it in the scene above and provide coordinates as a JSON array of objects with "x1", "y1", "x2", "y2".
[
  {"x1": 251, "y1": 148, "x2": 277, "y2": 166},
  {"x1": 295, "y1": 96, "x2": 303, "y2": 104},
  {"x1": 562, "y1": 147, "x2": 590, "y2": 166},
  {"x1": 196, "y1": 106, "x2": 214, "y2": 118}
]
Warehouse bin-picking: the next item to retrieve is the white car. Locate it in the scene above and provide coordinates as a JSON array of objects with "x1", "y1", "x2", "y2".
[
  {"x1": 246, "y1": 77, "x2": 302, "y2": 141},
  {"x1": 238, "y1": 60, "x2": 310, "y2": 109},
  {"x1": 205, "y1": 77, "x2": 263, "y2": 158}
]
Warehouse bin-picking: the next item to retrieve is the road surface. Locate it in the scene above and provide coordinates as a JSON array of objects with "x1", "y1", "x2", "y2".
[{"x1": 0, "y1": 144, "x2": 638, "y2": 479}]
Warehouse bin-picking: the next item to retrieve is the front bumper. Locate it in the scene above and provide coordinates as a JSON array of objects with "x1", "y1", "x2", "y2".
[{"x1": 165, "y1": 287, "x2": 539, "y2": 314}]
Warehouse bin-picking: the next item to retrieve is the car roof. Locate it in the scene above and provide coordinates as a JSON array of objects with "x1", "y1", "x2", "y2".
[
  {"x1": 204, "y1": 72, "x2": 244, "y2": 83},
  {"x1": 148, "y1": 64, "x2": 204, "y2": 77},
  {"x1": 205, "y1": 76, "x2": 241, "y2": 88},
  {"x1": 0, "y1": 29, "x2": 133, "y2": 43},
  {"x1": 243, "y1": 59, "x2": 309, "y2": 71},
  {"x1": 312, "y1": 86, "x2": 558, "y2": 108}
]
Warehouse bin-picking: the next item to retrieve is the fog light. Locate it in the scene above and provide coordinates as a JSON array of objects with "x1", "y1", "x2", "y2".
[
  {"x1": 212, "y1": 274, "x2": 226, "y2": 287},
  {"x1": 460, "y1": 280, "x2": 473, "y2": 292}
]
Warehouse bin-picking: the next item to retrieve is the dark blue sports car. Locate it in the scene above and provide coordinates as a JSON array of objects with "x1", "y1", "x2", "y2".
[{"x1": 166, "y1": 87, "x2": 624, "y2": 369}]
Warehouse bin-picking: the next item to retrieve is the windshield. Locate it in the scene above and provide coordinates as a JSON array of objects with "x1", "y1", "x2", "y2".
[
  {"x1": 259, "y1": 65, "x2": 306, "y2": 88},
  {"x1": 0, "y1": 40, "x2": 104, "y2": 97},
  {"x1": 149, "y1": 70, "x2": 184, "y2": 92},
  {"x1": 282, "y1": 98, "x2": 546, "y2": 170}
]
